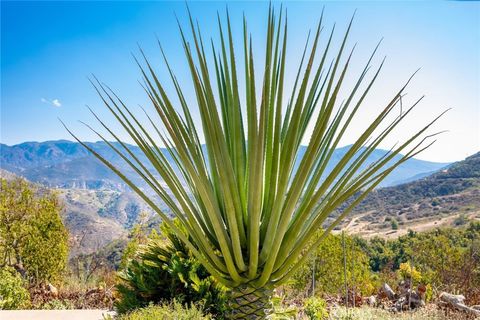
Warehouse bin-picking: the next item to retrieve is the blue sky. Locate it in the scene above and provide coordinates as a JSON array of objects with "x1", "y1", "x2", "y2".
[{"x1": 1, "y1": 1, "x2": 479, "y2": 162}]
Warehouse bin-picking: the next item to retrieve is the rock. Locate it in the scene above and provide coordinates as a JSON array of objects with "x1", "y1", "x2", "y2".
[
  {"x1": 439, "y1": 292, "x2": 480, "y2": 317},
  {"x1": 440, "y1": 292, "x2": 465, "y2": 305},
  {"x1": 408, "y1": 290, "x2": 425, "y2": 309},
  {"x1": 392, "y1": 296, "x2": 407, "y2": 312},
  {"x1": 367, "y1": 295, "x2": 377, "y2": 307},
  {"x1": 380, "y1": 283, "x2": 396, "y2": 300},
  {"x1": 397, "y1": 279, "x2": 411, "y2": 296},
  {"x1": 47, "y1": 283, "x2": 58, "y2": 297}
]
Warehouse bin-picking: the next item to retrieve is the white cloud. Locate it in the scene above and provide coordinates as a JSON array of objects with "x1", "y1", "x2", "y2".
[
  {"x1": 41, "y1": 98, "x2": 62, "y2": 107},
  {"x1": 51, "y1": 99, "x2": 61, "y2": 107}
]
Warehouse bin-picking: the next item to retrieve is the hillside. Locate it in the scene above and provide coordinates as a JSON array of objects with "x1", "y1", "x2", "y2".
[
  {"x1": 1, "y1": 140, "x2": 450, "y2": 189},
  {"x1": 342, "y1": 152, "x2": 480, "y2": 237},
  {"x1": 0, "y1": 169, "x2": 157, "y2": 256},
  {"x1": 62, "y1": 188, "x2": 158, "y2": 256}
]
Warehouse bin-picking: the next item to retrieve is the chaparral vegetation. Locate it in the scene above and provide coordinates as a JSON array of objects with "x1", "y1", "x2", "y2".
[{"x1": 0, "y1": 177, "x2": 479, "y2": 319}]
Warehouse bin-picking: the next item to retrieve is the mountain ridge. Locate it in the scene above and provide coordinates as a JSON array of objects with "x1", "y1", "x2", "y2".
[{"x1": 0, "y1": 140, "x2": 451, "y2": 190}]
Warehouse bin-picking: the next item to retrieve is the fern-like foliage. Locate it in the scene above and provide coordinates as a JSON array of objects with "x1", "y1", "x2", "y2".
[{"x1": 115, "y1": 220, "x2": 227, "y2": 317}]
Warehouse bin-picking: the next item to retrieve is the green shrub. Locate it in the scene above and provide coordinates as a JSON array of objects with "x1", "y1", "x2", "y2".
[
  {"x1": 41, "y1": 299, "x2": 75, "y2": 310},
  {"x1": 303, "y1": 296, "x2": 328, "y2": 320},
  {"x1": 116, "y1": 301, "x2": 211, "y2": 320},
  {"x1": 364, "y1": 223, "x2": 480, "y2": 303},
  {"x1": 424, "y1": 283, "x2": 434, "y2": 303},
  {"x1": 390, "y1": 218, "x2": 399, "y2": 230},
  {"x1": 0, "y1": 266, "x2": 30, "y2": 310},
  {"x1": 115, "y1": 220, "x2": 227, "y2": 317},
  {"x1": 292, "y1": 233, "x2": 375, "y2": 296},
  {"x1": 0, "y1": 178, "x2": 68, "y2": 284},
  {"x1": 398, "y1": 262, "x2": 422, "y2": 284},
  {"x1": 453, "y1": 214, "x2": 469, "y2": 226},
  {"x1": 267, "y1": 295, "x2": 298, "y2": 319}
]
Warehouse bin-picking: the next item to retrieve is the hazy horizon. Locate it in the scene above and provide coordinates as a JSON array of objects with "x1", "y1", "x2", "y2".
[{"x1": 0, "y1": 138, "x2": 464, "y2": 165}]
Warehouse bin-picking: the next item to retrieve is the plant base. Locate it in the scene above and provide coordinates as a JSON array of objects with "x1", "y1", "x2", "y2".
[{"x1": 228, "y1": 285, "x2": 273, "y2": 319}]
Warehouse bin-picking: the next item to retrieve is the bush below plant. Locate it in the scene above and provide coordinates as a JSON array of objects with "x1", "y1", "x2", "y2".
[
  {"x1": 115, "y1": 220, "x2": 227, "y2": 317},
  {"x1": 303, "y1": 296, "x2": 329, "y2": 320},
  {"x1": 114, "y1": 301, "x2": 211, "y2": 320}
]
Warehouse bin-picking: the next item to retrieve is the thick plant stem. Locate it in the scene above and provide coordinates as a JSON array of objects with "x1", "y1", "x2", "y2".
[{"x1": 227, "y1": 285, "x2": 273, "y2": 319}]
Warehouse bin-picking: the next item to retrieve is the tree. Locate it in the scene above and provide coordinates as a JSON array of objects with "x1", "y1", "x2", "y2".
[
  {"x1": 365, "y1": 224, "x2": 480, "y2": 304},
  {"x1": 292, "y1": 233, "x2": 374, "y2": 297},
  {"x1": 391, "y1": 218, "x2": 399, "y2": 230},
  {"x1": 68, "y1": 6, "x2": 442, "y2": 318},
  {"x1": 0, "y1": 178, "x2": 68, "y2": 284}
]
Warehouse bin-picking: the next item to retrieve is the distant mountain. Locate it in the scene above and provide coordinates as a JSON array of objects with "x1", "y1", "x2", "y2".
[
  {"x1": 0, "y1": 140, "x2": 167, "y2": 191},
  {"x1": 0, "y1": 140, "x2": 450, "y2": 190},
  {"x1": 342, "y1": 152, "x2": 480, "y2": 237}
]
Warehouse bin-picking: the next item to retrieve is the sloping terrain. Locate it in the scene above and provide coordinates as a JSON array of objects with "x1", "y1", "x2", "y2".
[
  {"x1": 342, "y1": 152, "x2": 480, "y2": 237},
  {"x1": 0, "y1": 169, "x2": 156, "y2": 256},
  {"x1": 62, "y1": 188, "x2": 157, "y2": 256}
]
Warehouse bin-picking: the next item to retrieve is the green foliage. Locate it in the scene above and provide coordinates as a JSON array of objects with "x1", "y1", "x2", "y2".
[
  {"x1": 360, "y1": 237, "x2": 395, "y2": 272},
  {"x1": 303, "y1": 296, "x2": 328, "y2": 320},
  {"x1": 453, "y1": 213, "x2": 469, "y2": 226},
  {"x1": 0, "y1": 266, "x2": 31, "y2": 310},
  {"x1": 119, "y1": 213, "x2": 149, "y2": 270},
  {"x1": 424, "y1": 283, "x2": 434, "y2": 303},
  {"x1": 365, "y1": 222, "x2": 480, "y2": 299},
  {"x1": 267, "y1": 295, "x2": 298, "y2": 320},
  {"x1": 41, "y1": 299, "x2": 75, "y2": 310},
  {"x1": 115, "y1": 301, "x2": 211, "y2": 320},
  {"x1": 285, "y1": 223, "x2": 479, "y2": 305},
  {"x1": 390, "y1": 218, "x2": 399, "y2": 230},
  {"x1": 69, "y1": 5, "x2": 441, "y2": 309},
  {"x1": 115, "y1": 220, "x2": 227, "y2": 317},
  {"x1": 0, "y1": 178, "x2": 69, "y2": 284},
  {"x1": 292, "y1": 233, "x2": 375, "y2": 296},
  {"x1": 398, "y1": 262, "x2": 422, "y2": 284}
]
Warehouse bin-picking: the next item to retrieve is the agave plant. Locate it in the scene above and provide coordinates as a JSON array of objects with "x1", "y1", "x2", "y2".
[{"x1": 66, "y1": 6, "x2": 444, "y2": 319}]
